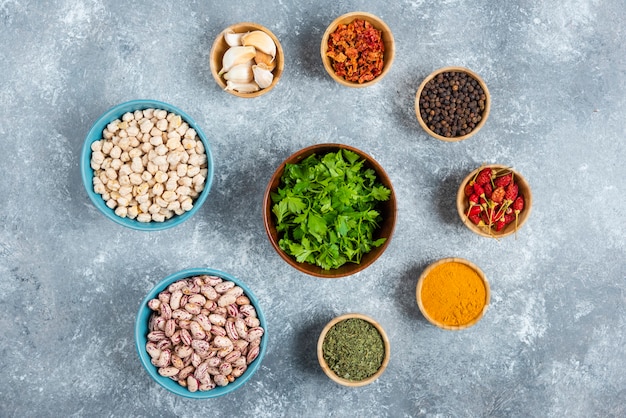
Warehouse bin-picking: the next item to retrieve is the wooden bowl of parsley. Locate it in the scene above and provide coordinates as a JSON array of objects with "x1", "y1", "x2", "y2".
[{"x1": 263, "y1": 143, "x2": 396, "y2": 278}]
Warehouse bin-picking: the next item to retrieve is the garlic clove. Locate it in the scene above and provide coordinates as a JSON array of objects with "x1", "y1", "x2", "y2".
[
  {"x1": 219, "y1": 46, "x2": 256, "y2": 75},
  {"x1": 241, "y1": 30, "x2": 276, "y2": 59},
  {"x1": 223, "y1": 29, "x2": 244, "y2": 47},
  {"x1": 223, "y1": 62, "x2": 254, "y2": 83},
  {"x1": 252, "y1": 64, "x2": 274, "y2": 89},
  {"x1": 224, "y1": 80, "x2": 260, "y2": 93},
  {"x1": 254, "y1": 50, "x2": 276, "y2": 71}
]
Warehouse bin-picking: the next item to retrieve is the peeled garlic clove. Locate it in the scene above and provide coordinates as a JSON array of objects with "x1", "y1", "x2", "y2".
[
  {"x1": 252, "y1": 64, "x2": 274, "y2": 89},
  {"x1": 219, "y1": 46, "x2": 256, "y2": 75},
  {"x1": 254, "y1": 50, "x2": 276, "y2": 71},
  {"x1": 223, "y1": 62, "x2": 254, "y2": 83},
  {"x1": 223, "y1": 29, "x2": 244, "y2": 47},
  {"x1": 241, "y1": 30, "x2": 276, "y2": 59},
  {"x1": 225, "y1": 80, "x2": 260, "y2": 93}
]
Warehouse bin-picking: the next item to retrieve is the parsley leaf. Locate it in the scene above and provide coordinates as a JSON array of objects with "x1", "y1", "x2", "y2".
[{"x1": 271, "y1": 149, "x2": 391, "y2": 270}]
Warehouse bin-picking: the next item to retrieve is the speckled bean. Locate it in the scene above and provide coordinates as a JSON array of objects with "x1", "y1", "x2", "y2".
[
  {"x1": 169, "y1": 290, "x2": 183, "y2": 310},
  {"x1": 158, "y1": 366, "x2": 180, "y2": 377},
  {"x1": 178, "y1": 365, "x2": 195, "y2": 381},
  {"x1": 144, "y1": 275, "x2": 264, "y2": 393},
  {"x1": 172, "y1": 309, "x2": 193, "y2": 321},
  {"x1": 225, "y1": 320, "x2": 239, "y2": 341},
  {"x1": 214, "y1": 281, "x2": 235, "y2": 294},
  {"x1": 145, "y1": 342, "x2": 161, "y2": 360},
  {"x1": 217, "y1": 293, "x2": 237, "y2": 307},
  {"x1": 200, "y1": 285, "x2": 218, "y2": 300},
  {"x1": 246, "y1": 345, "x2": 259, "y2": 364},
  {"x1": 164, "y1": 319, "x2": 176, "y2": 338},
  {"x1": 186, "y1": 376, "x2": 199, "y2": 392},
  {"x1": 185, "y1": 302, "x2": 202, "y2": 315},
  {"x1": 239, "y1": 304, "x2": 257, "y2": 318},
  {"x1": 214, "y1": 375, "x2": 229, "y2": 387},
  {"x1": 209, "y1": 314, "x2": 226, "y2": 327},
  {"x1": 231, "y1": 365, "x2": 247, "y2": 378},
  {"x1": 245, "y1": 327, "x2": 264, "y2": 342},
  {"x1": 213, "y1": 336, "x2": 232, "y2": 349},
  {"x1": 180, "y1": 328, "x2": 192, "y2": 346}
]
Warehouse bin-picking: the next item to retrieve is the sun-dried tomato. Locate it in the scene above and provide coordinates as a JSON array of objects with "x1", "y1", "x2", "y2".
[{"x1": 326, "y1": 19, "x2": 385, "y2": 84}]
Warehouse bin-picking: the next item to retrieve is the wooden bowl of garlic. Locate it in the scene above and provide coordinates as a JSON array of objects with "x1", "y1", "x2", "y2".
[{"x1": 210, "y1": 22, "x2": 284, "y2": 98}]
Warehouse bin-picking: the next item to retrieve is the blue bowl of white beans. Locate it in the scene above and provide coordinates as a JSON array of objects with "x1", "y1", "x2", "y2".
[
  {"x1": 135, "y1": 268, "x2": 268, "y2": 398},
  {"x1": 80, "y1": 99, "x2": 214, "y2": 231}
]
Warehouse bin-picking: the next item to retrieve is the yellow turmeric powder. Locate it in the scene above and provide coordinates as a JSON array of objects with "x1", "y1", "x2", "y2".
[{"x1": 420, "y1": 261, "x2": 486, "y2": 327}]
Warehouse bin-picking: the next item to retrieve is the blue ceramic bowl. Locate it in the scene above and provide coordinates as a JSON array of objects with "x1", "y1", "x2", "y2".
[
  {"x1": 135, "y1": 267, "x2": 268, "y2": 398},
  {"x1": 80, "y1": 99, "x2": 214, "y2": 231}
]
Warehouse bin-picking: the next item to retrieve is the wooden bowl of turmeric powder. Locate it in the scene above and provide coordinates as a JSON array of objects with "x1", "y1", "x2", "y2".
[
  {"x1": 320, "y1": 12, "x2": 395, "y2": 88},
  {"x1": 416, "y1": 258, "x2": 490, "y2": 330}
]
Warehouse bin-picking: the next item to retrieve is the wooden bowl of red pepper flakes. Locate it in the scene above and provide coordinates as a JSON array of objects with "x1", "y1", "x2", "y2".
[
  {"x1": 321, "y1": 12, "x2": 395, "y2": 88},
  {"x1": 456, "y1": 164, "x2": 532, "y2": 238}
]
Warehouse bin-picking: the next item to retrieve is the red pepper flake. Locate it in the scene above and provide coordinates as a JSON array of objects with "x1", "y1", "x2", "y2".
[{"x1": 326, "y1": 19, "x2": 385, "y2": 84}]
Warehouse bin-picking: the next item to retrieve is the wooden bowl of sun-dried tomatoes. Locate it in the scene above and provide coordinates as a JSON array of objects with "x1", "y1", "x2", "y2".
[
  {"x1": 456, "y1": 164, "x2": 533, "y2": 238},
  {"x1": 321, "y1": 12, "x2": 395, "y2": 88}
]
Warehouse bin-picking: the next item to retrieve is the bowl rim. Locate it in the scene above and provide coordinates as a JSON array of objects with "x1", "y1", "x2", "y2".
[
  {"x1": 80, "y1": 99, "x2": 215, "y2": 231},
  {"x1": 414, "y1": 66, "x2": 491, "y2": 142},
  {"x1": 209, "y1": 22, "x2": 284, "y2": 98},
  {"x1": 262, "y1": 143, "x2": 397, "y2": 278},
  {"x1": 134, "y1": 267, "x2": 268, "y2": 398},
  {"x1": 320, "y1": 11, "x2": 395, "y2": 88},
  {"x1": 316, "y1": 313, "x2": 390, "y2": 387},
  {"x1": 416, "y1": 257, "x2": 490, "y2": 330},
  {"x1": 456, "y1": 164, "x2": 533, "y2": 238}
]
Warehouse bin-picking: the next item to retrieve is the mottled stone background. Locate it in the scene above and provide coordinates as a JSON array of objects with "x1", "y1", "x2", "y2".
[{"x1": 1, "y1": 0, "x2": 624, "y2": 417}]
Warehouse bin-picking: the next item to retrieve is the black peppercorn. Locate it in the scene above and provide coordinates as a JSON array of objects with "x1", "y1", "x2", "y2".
[{"x1": 419, "y1": 71, "x2": 486, "y2": 138}]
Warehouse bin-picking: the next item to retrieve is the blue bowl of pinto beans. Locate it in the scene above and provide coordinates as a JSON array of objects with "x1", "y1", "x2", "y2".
[
  {"x1": 134, "y1": 268, "x2": 268, "y2": 398},
  {"x1": 80, "y1": 99, "x2": 215, "y2": 231}
]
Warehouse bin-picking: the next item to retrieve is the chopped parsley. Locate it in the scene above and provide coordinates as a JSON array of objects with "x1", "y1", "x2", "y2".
[{"x1": 271, "y1": 149, "x2": 391, "y2": 270}]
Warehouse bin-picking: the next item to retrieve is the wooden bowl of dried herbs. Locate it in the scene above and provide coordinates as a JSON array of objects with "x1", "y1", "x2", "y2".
[
  {"x1": 262, "y1": 143, "x2": 397, "y2": 278},
  {"x1": 317, "y1": 313, "x2": 390, "y2": 387}
]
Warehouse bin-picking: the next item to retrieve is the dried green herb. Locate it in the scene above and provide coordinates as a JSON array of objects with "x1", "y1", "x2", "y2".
[{"x1": 322, "y1": 318, "x2": 385, "y2": 381}]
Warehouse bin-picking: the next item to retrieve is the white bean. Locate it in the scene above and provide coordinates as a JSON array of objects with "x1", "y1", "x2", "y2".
[
  {"x1": 152, "y1": 212, "x2": 165, "y2": 222},
  {"x1": 156, "y1": 118, "x2": 168, "y2": 131},
  {"x1": 181, "y1": 198, "x2": 193, "y2": 211},
  {"x1": 127, "y1": 205, "x2": 139, "y2": 219},
  {"x1": 118, "y1": 175, "x2": 130, "y2": 186},
  {"x1": 90, "y1": 108, "x2": 207, "y2": 222},
  {"x1": 129, "y1": 172, "x2": 143, "y2": 185},
  {"x1": 137, "y1": 213, "x2": 152, "y2": 223},
  {"x1": 152, "y1": 183, "x2": 164, "y2": 197},
  {"x1": 140, "y1": 119, "x2": 154, "y2": 133}
]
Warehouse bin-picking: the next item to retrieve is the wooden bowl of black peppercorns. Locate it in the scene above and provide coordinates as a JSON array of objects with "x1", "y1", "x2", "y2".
[{"x1": 415, "y1": 67, "x2": 490, "y2": 142}]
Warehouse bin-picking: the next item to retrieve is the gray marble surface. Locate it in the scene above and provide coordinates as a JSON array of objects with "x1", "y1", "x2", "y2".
[{"x1": 1, "y1": 1, "x2": 625, "y2": 417}]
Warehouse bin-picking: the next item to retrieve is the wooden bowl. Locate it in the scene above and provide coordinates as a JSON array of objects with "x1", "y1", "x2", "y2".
[
  {"x1": 415, "y1": 66, "x2": 490, "y2": 141},
  {"x1": 320, "y1": 12, "x2": 395, "y2": 88},
  {"x1": 416, "y1": 258, "x2": 490, "y2": 330},
  {"x1": 209, "y1": 22, "x2": 284, "y2": 98},
  {"x1": 263, "y1": 143, "x2": 396, "y2": 278},
  {"x1": 317, "y1": 313, "x2": 390, "y2": 387},
  {"x1": 456, "y1": 164, "x2": 532, "y2": 238}
]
